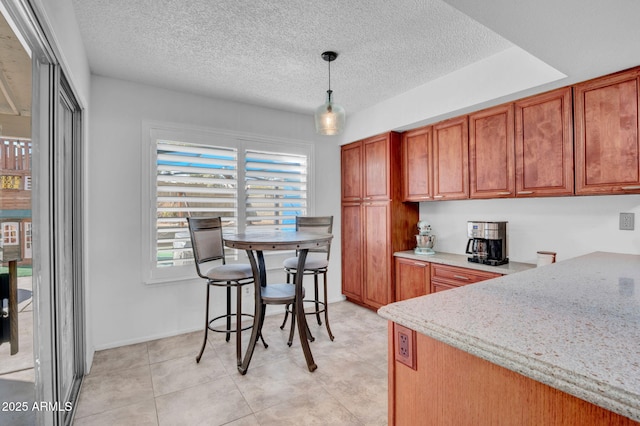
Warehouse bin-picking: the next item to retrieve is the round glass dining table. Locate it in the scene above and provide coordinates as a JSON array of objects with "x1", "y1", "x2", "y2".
[{"x1": 223, "y1": 230, "x2": 333, "y2": 374}]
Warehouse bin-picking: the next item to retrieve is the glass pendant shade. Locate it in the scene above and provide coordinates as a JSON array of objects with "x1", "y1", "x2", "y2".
[{"x1": 315, "y1": 89, "x2": 346, "y2": 135}]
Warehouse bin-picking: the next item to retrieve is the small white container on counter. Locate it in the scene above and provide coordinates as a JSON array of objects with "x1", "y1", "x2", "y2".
[{"x1": 536, "y1": 251, "x2": 556, "y2": 266}]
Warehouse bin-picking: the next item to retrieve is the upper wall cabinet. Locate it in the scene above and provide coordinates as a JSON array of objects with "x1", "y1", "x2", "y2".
[
  {"x1": 433, "y1": 116, "x2": 469, "y2": 200},
  {"x1": 363, "y1": 133, "x2": 396, "y2": 200},
  {"x1": 401, "y1": 126, "x2": 433, "y2": 201},
  {"x1": 469, "y1": 103, "x2": 515, "y2": 199},
  {"x1": 514, "y1": 87, "x2": 574, "y2": 197},
  {"x1": 574, "y1": 68, "x2": 640, "y2": 195}
]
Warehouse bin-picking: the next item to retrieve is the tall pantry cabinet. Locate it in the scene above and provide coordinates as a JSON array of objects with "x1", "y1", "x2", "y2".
[{"x1": 341, "y1": 132, "x2": 419, "y2": 310}]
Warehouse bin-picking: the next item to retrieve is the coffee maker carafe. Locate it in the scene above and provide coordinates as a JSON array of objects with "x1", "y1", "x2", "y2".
[{"x1": 465, "y1": 221, "x2": 508, "y2": 266}]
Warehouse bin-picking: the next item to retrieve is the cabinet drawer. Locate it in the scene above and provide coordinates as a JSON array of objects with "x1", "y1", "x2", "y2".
[{"x1": 431, "y1": 264, "x2": 501, "y2": 287}]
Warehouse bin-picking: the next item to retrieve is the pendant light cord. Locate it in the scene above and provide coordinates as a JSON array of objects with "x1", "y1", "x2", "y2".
[{"x1": 328, "y1": 58, "x2": 331, "y2": 92}]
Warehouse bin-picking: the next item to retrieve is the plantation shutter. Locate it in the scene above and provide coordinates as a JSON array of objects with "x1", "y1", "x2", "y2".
[
  {"x1": 245, "y1": 149, "x2": 307, "y2": 231},
  {"x1": 155, "y1": 140, "x2": 238, "y2": 267}
]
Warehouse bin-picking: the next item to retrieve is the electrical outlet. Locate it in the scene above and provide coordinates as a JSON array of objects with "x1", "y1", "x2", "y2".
[
  {"x1": 620, "y1": 212, "x2": 635, "y2": 230},
  {"x1": 244, "y1": 286, "x2": 251, "y2": 295},
  {"x1": 394, "y1": 324, "x2": 416, "y2": 370},
  {"x1": 399, "y1": 333, "x2": 409, "y2": 357}
]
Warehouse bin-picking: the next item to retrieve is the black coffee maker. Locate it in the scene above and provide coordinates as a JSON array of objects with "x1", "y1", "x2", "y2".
[{"x1": 465, "y1": 221, "x2": 508, "y2": 266}]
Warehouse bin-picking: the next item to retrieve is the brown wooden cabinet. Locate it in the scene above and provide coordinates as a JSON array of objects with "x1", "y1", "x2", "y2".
[
  {"x1": 340, "y1": 202, "x2": 363, "y2": 301},
  {"x1": 341, "y1": 141, "x2": 363, "y2": 202},
  {"x1": 469, "y1": 103, "x2": 515, "y2": 199},
  {"x1": 395, "y1": 257, "x2": 430, "y2": 301},
  {"x1": 430, "y1": 263, "x2": 500, "y2": 293},
  {"x1": 433, "y1": 116, "x2": 469, "y2": 200},
  {"x1": 363, "y1": 133, "x2": 395, "y2": 200},
  {"x1": 363, "y1": 201, "x2": 393, "y2": 307},
  {"x1": 515, "y1": 87, "x2": 574, "y2": 197},
  {"x1": 388, "y1": 324, "x2": 640, "y2": 426},
  {"x1": 574, "y1": 68, "x2": 640, "y2": 195},
  {"x1": 341, "y1": 132, "x2": 419, "y2": 310},
  {"x1": 401, "y1": 126, "x2": 432, "y2": 201}
]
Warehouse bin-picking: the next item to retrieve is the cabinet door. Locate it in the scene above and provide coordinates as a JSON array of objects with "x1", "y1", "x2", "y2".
[
  {"x1": 395, "y1": 257, "x2": 430, "y2": 301},
  {"x1": 401, "y1": 126, "x2": 432, "y2": 201},
  {"x1": 341, "y1": 142, "x2": 362, "y2": 202},
  {"x1": 363, "y1": 201, "x2": 392, "y2": 308},
  {"x1": 469, "y1": 104, "x2": 515, "y2": 198},
  {"x1": 363, "y1": 134, "x2": 391, "y2": 200},
  {"x1": 574, "y1": 69, "x2": 640, "y2": 194},
  {"x1": 515, "y1": 87, "x2": 574, "y2": 197},
  {"x1": 433, "y1": 116, "x2": 469, "y2": 200},
  {"x1": 341, "y1": 203, "x2": 363, "y2": 302}
]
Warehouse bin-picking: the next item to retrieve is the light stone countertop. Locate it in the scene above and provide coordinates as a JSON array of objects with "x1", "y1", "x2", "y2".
[
  {"x1": 394, "y1": 250, "x2": 535, "y2": 275},
  {"x1": 379, "y1": 252, "x2": 640, "y2": 422}
]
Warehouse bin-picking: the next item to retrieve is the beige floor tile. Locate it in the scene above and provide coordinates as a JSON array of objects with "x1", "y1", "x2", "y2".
[
  {"x1": 256, "y1": 387, "x2": 362, "y2": 425},
  {"x1": 73, "y1": 399, "x2": 158, "y2": 426},
  {"x1": 75, "y1": 301, "x2": 390, "y2": 425},
  {"x1": 224, "y1": 413, "x2": 260, "y2": 425},
  {"x1": 147, "y1": 331, "x2": 202, "y2": 364},
  {"x1": 89, "y1": 341, "x2": 149, "y2": 375},
  {"x1": 74, "y1": 365, "x2": 155, "y2": 419},
  {"x1": 155, "y1": 376, "x2": 252, "y2": 426},
  {"x1": 231, "y1": 357, "x2": 318, "y2": 412},
  {"x1": 150, "y1": 346, "x2": 227, "y2": 397}
]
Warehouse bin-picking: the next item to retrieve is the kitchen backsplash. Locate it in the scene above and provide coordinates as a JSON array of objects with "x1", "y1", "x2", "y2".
[{"x1": 419, "y1": 194, "x2": 640, "y2": 264}]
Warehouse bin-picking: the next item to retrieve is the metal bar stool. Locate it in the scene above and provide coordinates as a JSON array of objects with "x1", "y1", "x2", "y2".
[
  {"x1": 280, "y1": 216, "x2": 334, "y2": 343},
  {"x1": 187, "y1": 217, "x2": 255, "y2": 366}
]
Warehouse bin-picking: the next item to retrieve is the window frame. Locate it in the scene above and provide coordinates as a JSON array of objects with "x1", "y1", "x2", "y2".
[{"x1": 141, "y1": 121, "x2": 315, "y2": 284}]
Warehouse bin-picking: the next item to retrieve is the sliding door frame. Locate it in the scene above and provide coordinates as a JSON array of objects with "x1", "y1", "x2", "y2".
[{"x1": 1, "y1": 1, "x2": 86, "y2": 425}]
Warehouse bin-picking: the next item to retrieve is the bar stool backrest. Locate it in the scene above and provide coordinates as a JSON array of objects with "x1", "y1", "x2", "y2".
[
  {"x1": 187, "y1": 217, "x2": 226, "y2": 280},
  {"x1": 296, "y1": 216, "x2": 333, "y2": 259}
]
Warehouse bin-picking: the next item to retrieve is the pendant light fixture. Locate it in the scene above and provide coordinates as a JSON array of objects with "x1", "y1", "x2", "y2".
[{"x1": 315, "y1": 51, "x2": 346, "y2": 135}]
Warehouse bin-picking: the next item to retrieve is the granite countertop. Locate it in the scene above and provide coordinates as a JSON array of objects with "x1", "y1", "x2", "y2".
[
  {"x1": 394, "y1": 250, "x2": 535, "y2": 275},
  {"x1": 379, "y1": 252, "x2": 640, "y2": 422}
]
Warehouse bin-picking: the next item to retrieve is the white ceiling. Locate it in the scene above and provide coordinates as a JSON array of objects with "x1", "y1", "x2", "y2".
[
  {"x1": 70, "y1": 0, "x2": 516, "y2": 115},
  {"x1": 3, "y1": 0, "x2": 636, "y2": 124}
]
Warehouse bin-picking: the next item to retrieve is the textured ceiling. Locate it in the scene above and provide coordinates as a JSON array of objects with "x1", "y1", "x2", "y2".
[
  {"x1": 0, "y1": 12, "x2": 31, "y2": 117},
  {"x1": 71, "y1": 0, "x2": 513, "y2": 115}
]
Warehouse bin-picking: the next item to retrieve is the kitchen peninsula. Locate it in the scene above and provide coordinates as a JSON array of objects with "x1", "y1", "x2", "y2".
[{"x1": 379, "y1": 252, "x2": 640, "y2": 425}]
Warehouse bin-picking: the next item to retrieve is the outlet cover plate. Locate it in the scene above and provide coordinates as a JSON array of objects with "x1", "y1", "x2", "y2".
[
  {"x1": 620, "y1": 212, "x2": 635, "y2": 230},
  {"x1": 394, "y1": 323, "x2": 417, "y2": 370}
]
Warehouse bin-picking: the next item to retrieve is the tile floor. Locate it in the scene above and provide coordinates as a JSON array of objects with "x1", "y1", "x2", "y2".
[{"x1": 73, "y1": 301, "x2": 389, "y2": 425}]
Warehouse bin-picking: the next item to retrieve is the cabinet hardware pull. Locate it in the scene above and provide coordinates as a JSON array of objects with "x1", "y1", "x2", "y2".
[
  {"x1": 413, "y1": 262, "x2": 426, "y2": 267},
  {"x1": 621, "y1": 185, "x2": 640, "y2": 190},
  {"x1": 517, "y1": 191, "x2": 534, "y2": 195},
  {"x1": 433, "y1": 195, "x2": 444, "y2": 198},
  {"x1": 496, "y1": 191, "x2": 512, "y2": 195},
  {"x1": 453, "y1": 275, "x2": 470, "y2": 280}
]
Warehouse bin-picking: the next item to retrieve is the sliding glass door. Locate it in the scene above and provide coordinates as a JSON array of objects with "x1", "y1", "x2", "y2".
[{"x1": 1, "y1": 1, "x2": 85, "y2": 425}]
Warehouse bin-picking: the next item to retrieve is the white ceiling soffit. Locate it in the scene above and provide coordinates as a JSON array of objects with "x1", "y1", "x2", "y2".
[
  {"x1": 443, "y1": 0, "x2": 640, "y2": 83},
  {"x1": 69, "y1": 0, "x2": 557, "y2": 115}
]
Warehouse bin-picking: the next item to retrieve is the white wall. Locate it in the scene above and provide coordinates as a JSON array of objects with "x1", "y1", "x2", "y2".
[
  {"x1": 87, "y1": 76, "x2": 342, "y2": 350},
  {"x1": 420, "y1": 195, "x2": 640, "y2": 265}
]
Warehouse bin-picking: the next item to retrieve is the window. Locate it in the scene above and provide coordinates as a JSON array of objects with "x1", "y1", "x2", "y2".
[
  {"x1": 2, "y1": 222, "x2": 19, "y2": 245},
  {"x1": 245, "y1": 149, "x2": 307, "y2": 232},
  {"x1": 156, "y1": 141, "x2": 238, "y2": 268},
  {"x1": 142, "y1": 123, "x2": 313, "y2": 284}
]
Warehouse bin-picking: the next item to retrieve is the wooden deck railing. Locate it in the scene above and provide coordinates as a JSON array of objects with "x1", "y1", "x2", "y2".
[{"x1": 0, "y1": 138, "x2": 31, "y2": 171}]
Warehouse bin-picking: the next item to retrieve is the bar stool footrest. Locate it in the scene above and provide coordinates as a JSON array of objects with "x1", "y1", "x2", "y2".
[{"x1": 207, "y1": 313, "x2": 254, "y2": 333}]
